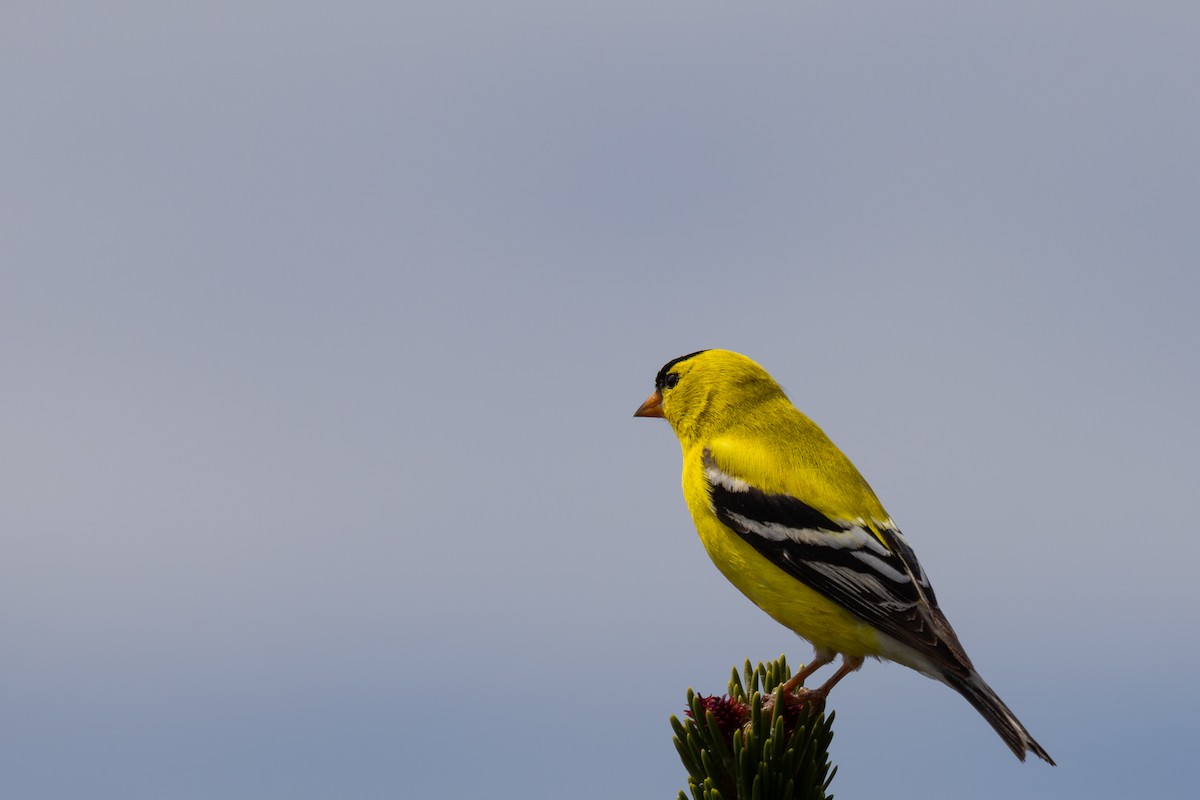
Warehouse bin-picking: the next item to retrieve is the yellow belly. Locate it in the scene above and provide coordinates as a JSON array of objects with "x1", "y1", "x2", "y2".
[{"x1": 692, "y1": 511, "x2": 882, "y2": 658}]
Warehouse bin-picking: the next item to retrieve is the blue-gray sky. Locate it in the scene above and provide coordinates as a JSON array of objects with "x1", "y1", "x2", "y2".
[{"x1": 3, "y1": 2, "x2": 1197, "y2": 797}]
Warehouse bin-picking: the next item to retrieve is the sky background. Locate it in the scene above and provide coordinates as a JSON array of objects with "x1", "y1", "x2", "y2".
[{"x1": 3, "y1": 2, "x2": 1197, "y2": 798}]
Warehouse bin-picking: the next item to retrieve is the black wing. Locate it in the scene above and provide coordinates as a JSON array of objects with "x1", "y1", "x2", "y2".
[{"x1": 703, "y1": 449, "x2": 972, "y2": 673}]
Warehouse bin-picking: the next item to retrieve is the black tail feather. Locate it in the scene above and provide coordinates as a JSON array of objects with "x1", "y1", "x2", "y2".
[{"x1": 943, "y1": 670, "x2": 1055, "y2": 765}]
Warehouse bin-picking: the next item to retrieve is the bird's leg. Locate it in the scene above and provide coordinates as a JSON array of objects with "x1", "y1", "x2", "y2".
[
  {"x1": 806, "y1": 655, "x2": 865, "y2": 699},
  {"x1": 781, "y1": 651, "x2": 836, "y2": 694}
]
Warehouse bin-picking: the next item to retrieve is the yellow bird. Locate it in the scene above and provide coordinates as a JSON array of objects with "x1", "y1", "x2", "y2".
[{"x1": 635, "y1": 349, "x2": 1053, "y2": 764}]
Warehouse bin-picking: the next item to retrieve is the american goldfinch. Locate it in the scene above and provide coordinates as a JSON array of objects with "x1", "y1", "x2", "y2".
[{"x1": 635, "y1": 349, "x2": 1053, "y2": 764}]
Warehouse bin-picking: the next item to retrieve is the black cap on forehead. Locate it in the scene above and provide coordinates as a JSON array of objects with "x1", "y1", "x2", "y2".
[{"x1": 655, "y1": 350, "x2": 709, "y2": 390}]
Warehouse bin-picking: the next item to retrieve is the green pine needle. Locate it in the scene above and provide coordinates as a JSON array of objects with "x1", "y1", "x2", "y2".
[{"x1": 672, "y1": 657, "x2": 837, "y2": 800}]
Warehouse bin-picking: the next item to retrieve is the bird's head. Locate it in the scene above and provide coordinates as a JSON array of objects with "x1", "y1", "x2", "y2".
[{"x1": 634, "y1": 349, "x2": 786, "y2": 444}]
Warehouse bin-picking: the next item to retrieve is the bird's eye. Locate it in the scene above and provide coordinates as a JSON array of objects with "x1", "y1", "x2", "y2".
[{"x1": 662, "y1": 372, "x2": 680, "y2": 390}]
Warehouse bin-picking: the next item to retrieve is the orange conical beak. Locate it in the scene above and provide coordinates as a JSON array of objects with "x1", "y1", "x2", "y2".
[{"x1": 633, "y1": 390, "x2": 665, "y2": 418}]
